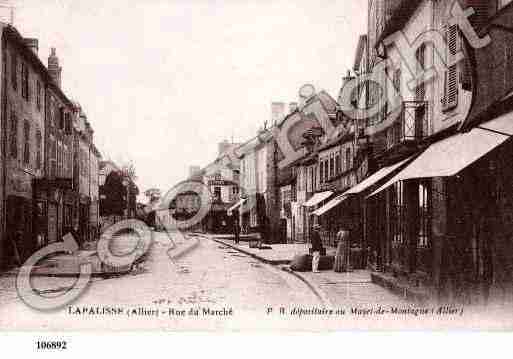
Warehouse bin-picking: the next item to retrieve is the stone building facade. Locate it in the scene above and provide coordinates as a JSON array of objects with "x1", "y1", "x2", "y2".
[
  {"x1": 359, "y1": 0, "x2": 513, "y2": 303},
  {"x1": 1, "y1": 25, "x2": 50, "y2": 265},
  {"x1": 0, "y1": 24, "x2": 103, "y2": 268}
]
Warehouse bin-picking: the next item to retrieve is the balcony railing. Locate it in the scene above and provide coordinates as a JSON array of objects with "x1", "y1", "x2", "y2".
[{"x1": 387, "y1": 100, "x2": 427, "y2": 149}]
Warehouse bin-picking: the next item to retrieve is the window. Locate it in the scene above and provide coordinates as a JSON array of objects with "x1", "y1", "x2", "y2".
[
  {"x1": 49, "y1": 137, "x2": 56, "y2": 177},
  {"x1": 36, "y1": 130, "x2": 42, "y2": 170},
  {"x1": 36, "y1": 80, "x2": 42, "y2": 110},
  {"x1": 11, "y1": 52, "x2": 17, "y2": 90},
  {"x1": 10, "y1": 111, "x2": 17, "y2": 158},
  {"x1": 319, "y1": 161, "x2": 324, "y2": 184},
  {"x1": 415, "y1": 44, "x2": 426, "y2": 101},
  {"x1": 345, "y1": 148, "x2": 351, "y2": 171},
  {"x1": 65, "y1": 112, "x2": 72, "y2": 134},
  {"x1": 324, "y1": 160, "x2": 329, "y2": 183},
  {"x1": 214, "y1": 186, "x2": 221, "y2": 200},
  {"x1": 393, "y1": 68, "x2": 401, "y2": 92},
  {"x1": 329, "y1": 156, "x2": 334, "y2": 178},
  {"x1": 64, "y1": 205, "x2": 72, "y2": 229},
  {"x1": 418, "y1": 181, "x2": 431, "y2": 248},
  {"x1": 57, "y1": 142, "x2": 62, "y2": 176},
  {"x1": 335, "y1": 153, "x2": 341, "y2": 175},
  {"x1": 390, "y1": 181, "x2": 404, "y2": 244},
  {"x1": 21, "y1": 63, "x2": 29, "y2": 100},
  {"x1": 23, "y1": 120, "x2": 30, "y2": 165},
  {"x1": 59, "y1": 107, "x2": 65, "y2": 130}
]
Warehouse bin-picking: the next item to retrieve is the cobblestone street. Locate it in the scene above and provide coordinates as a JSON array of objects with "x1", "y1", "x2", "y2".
[
  {"x1": 0, "y1": 232, "x2": 325, "y2": 330},
  {"x1": 1, "y1": 231, "x2": 511, "y2": 330}
]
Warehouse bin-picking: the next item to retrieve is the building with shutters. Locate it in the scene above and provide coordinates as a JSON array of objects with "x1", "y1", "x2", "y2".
[
  {"x1": 357, "y1": 0, "x2": 513, "y2": 303},
  {"x1": 72, "y1": 103, "x2": 102, "y2": 244},
  {"x1": 37, "y1": 47, "x2": 77, "y2": 248},
  {"x1": 0, "y1": 25, "x2": 56, "y2": 266},
  {"x1": 0, "y1": 24, "x2": 103, "y2": 269}
]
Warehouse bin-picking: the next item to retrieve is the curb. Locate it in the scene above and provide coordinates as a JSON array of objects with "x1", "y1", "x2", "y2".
[
  {"x1": 281, "y1": 266, "x2": 335, "y2": 308},
  {"x1": 209, "y1": 236, "x2": 334, "y2": 307},
  {"x1": 210, "y1": 238, "x2": 290, "y2": 265}
]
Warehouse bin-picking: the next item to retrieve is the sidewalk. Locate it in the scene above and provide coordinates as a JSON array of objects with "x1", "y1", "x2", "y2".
[
  {"x1": 210, "y1": 235, "x2": 408, "y2": 306},
  {"x1": 211, "y1": 235, "x2": 336, "y2": 265},
  {"x1": 289, "y1": 269, "x2": 410, "y2": 307}
]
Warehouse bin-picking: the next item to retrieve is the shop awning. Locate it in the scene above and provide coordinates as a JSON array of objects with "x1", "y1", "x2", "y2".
[
  {"x1": 227, "y1": 198, "x2": 247, "y2": 214},
  {"x1": 341, "y1": 156, "x2": 413, "y2": 196},
  {"x1": 368, "y1": 112, "x2": 513, "y2": 198},
  {"x1": 302, "y1": 191, "x2": 334, "y2": 207},
  {"x1": 311, "y1": 195, "x2": 348, "y2": 216}
]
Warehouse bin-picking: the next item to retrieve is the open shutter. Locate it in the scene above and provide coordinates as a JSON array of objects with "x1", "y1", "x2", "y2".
[{"x1": 443, "y1": 25, "x2": 459, "y2": 110}]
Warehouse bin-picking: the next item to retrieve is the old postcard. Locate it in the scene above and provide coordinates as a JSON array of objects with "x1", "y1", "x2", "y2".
[{"x1": 1, "y1": 0, "x2": 513, "y2": 337}]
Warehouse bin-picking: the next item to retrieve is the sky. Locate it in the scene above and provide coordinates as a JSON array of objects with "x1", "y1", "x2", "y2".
[{"x1": 8, "y1": 0, "x2": 367, "y2": 201}]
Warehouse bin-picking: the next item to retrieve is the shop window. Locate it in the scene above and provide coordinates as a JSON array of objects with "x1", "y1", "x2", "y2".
[
  {"x1": 417, "y1": 181, "x2": 431, "y2": 248},
  {"x1": 64, "y1": 205, "x2": 73, "y2": 230},
  {"x1": 390, "y1": 181, "x2": 404, "y2": 244}
]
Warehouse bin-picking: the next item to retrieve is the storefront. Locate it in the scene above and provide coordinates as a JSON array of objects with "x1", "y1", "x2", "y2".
[
  {"x1": 33, "y1": 178, "x2": 74, "y2": 246},
  {"x1": 366, "y1": 112, "x2": 513, "y2": 303}
]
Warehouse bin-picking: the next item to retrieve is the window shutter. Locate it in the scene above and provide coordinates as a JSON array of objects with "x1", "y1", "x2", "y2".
[
  {"x1": 443, "y1": 25, "x2": 459, "y2": 110},
  {"x1": 446, "y1": 64, "x2": 458, "y2": 108}
]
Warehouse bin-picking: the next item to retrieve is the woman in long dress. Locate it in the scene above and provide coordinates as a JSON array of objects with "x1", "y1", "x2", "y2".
[{"x1": 334, "y1": 228, "x2": 349, "y2": 272}]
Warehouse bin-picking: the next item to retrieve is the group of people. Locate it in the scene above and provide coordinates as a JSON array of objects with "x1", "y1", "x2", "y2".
[{"x1": 310, "y1": 224, "x2": 351, "y2": 273}]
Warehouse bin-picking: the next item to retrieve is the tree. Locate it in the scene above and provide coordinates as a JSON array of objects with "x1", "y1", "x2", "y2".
[{"x1": 100, "y1": 171, "x2": 125, "y2": 217}]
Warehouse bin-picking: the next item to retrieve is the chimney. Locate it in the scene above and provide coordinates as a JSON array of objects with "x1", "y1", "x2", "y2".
[
  {"x1": 24, "y1": 38, "x2": 38, "y2": 55},
  {"x1": 218, "y1": 140, "x2": 230, "y2": 157},
  {"x1": 48, "y1": 47, "x2": 62, "y2": 88},
  {"x1": 341, "y1": 69, "x2": 355, "y2": 87},
  {"x1": 289, "y1": 102, "x2": 298, "y2": 113},
  {"x1": 271, "y1": 102, "x2": 285, "y2": 125}
]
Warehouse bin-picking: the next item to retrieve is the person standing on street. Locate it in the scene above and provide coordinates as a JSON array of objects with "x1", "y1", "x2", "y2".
[
  {"x1": 334, "y1": 227, "x2": 350, "y2": 272},
  {"x1": 233, "y1": 217, "x2": 241, "y2": 244},
  {"x1": 311, "y1": 224, "x2": 323, "y2": 273}
]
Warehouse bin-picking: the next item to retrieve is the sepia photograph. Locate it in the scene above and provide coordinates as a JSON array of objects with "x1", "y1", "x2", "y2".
[{"x1": 0, "y1": 0, "x2": 513, "y2": 346}]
